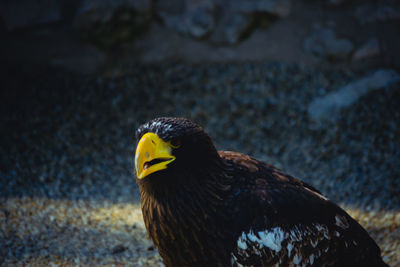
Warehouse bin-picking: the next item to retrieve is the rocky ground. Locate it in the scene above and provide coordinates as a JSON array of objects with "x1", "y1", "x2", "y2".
[{"x1": 1, "y1": 62, "x2": 399, "y2": 266}]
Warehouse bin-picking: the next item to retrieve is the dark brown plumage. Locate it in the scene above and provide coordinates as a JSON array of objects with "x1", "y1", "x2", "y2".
[{"x1": 134, "y1": 117, "x2": 388, "y2": 267}]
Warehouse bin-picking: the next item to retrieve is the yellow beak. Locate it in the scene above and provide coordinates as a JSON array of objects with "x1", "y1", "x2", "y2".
[{"x1": 135, "y1": 132, "x2": 176, "y2": 179}]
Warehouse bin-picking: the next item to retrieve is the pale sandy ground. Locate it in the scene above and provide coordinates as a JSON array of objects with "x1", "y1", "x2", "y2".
[{"x1": 1, "y1": 198, "x2": 399, "y2": 266}]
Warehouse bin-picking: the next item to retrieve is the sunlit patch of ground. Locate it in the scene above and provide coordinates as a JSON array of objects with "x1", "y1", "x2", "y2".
[
  {"x1": 1, "y1": 197, "x2": 162, "y2": 266},
  {"x1": 1, "y1": 197, "x2": 399, "y2": 266}
]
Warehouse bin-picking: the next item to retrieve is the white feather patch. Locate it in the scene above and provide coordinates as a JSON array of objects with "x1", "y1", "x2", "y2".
[
  {"x1": 244, "y1": 227, "x2": 285, "y2": 252},
  {"x1": 233, "y1": 223, "x2": 333, "y2": 265}
]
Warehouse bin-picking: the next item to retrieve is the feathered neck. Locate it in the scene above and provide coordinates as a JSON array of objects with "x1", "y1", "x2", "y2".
[{"x1": 137, "y1": 156, "x2": 234, "y2": 266}]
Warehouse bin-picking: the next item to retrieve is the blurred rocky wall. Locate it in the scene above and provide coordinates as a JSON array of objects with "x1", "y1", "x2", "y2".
[
  {"x1": 1, "y1": 0, "x2": 290, "y2": 44},
  {"x1": 1, "y1": 0, "x2": 399, "y2": 74}
]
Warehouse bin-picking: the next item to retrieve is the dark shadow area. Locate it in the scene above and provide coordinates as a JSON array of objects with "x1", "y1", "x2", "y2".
[{"x1": 1, "y1": 63, "x2": 399, "y2": 211}]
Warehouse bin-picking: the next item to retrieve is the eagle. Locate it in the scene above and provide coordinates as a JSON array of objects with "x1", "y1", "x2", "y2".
[{"x1": 134, "y1": 117, "x2": 387, "y2": 267}]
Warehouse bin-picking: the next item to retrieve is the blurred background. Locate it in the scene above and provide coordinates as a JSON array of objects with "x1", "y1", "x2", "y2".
[{"x1": 1, "y1": 0, "x2": 399, "y2": 266}]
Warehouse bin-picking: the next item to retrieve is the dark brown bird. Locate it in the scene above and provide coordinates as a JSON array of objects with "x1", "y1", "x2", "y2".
[{"x1": 134, "y1": 117, "x2": 388, "y2": 267}]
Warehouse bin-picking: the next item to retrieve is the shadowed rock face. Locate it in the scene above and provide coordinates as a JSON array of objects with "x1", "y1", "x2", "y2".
[
  {"x1": 304, "y1": 28, "x2": 354, "y2": 62},
  {"x1": 1, "y1": 0, "x2": 400, "y2": 73},
  {"x1": 74, "y1": 0, "x2": 153, "y2": 47}
]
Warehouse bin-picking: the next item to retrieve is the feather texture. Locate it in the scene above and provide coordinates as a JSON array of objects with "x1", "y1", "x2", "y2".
[{"x1": 135, "y1": 118, "x2": 388, "y2": 267}]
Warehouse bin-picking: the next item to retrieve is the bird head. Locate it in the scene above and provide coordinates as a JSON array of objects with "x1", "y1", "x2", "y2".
[{"x1": 135, "y1": 117, "x2": 219, "y2": 180}]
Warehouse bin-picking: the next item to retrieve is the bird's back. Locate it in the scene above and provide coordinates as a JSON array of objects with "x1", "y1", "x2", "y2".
[{"x1": 219, "y1": 151, "x2": 388, "y2": 267}]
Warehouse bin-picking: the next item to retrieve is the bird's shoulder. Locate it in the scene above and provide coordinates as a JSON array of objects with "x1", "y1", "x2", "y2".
[
  {"x1": 218, "y1": 150, "x2": 323, "y2": 199},
  {"x1": 218, "y1": 149, "x2": 335, "y2": 231}
]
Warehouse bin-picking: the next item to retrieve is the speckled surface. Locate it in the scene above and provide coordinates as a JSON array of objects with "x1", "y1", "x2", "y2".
[{"x1": 1, "y1": 62, "x2": 399, "y2": 266}]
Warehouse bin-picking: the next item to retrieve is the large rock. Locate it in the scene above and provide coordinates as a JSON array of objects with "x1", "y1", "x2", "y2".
[
  {"x1": 75, "y1": 0, "x2": 152, "y2": 47},
  {"x1": 160, "y1": 10, "x2": 216, "y2": 39},
  {"x1": 210, "y1": 13, "x2": 253, "y2": 44},
  {"x1": 308, "y1": 69, "x2": 400, "y2": 121},
  {"x1": 0, "y1": 0, "x2": 62, "y2": 31},
  {"x1": 156, "y1": 0, "x2": 216, "y2": 39},
  {"x1": 156, "y1": 0, "x2": 290, "y2": 43},
  {"x1": 304, "y1": 28, "x2": 354, "y2": 62},
  {"x1": 210, "y1": 0, "x2": 290, "y2": 44}
]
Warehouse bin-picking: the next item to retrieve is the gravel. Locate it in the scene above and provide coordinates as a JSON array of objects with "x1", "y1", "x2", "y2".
[{"x1": 1, "y1": 62, "x2": 399, "y2": 266}]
